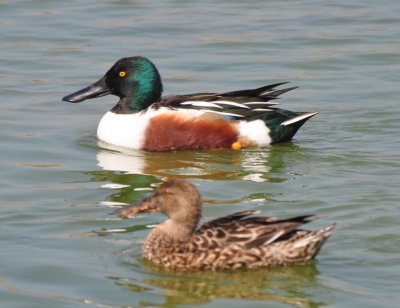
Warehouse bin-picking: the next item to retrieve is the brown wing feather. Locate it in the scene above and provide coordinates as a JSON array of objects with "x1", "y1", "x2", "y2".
[{"x1": 194, "y1": 212, "x2": 318, "y2": 250}]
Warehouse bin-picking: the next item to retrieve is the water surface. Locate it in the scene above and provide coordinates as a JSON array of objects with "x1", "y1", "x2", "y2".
[{"x1": 1, "y1": 0, "x2": 399, "y2": 307}]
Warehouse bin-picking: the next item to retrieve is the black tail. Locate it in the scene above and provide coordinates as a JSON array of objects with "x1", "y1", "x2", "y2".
[{"x1": 270, "y1": 112, "x2": 318, "y2": 143}]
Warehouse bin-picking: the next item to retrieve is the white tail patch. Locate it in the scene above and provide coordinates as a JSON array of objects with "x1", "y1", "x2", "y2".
[
  {"x1": 238, "y1": 119, "x2": 272, "y2": 145},
  {"x1": 281, "y1": 112, "x2": 318, "y2": 126}
]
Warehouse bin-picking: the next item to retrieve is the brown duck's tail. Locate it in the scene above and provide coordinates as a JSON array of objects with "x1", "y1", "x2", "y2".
[{"x1": 294, "y1": 223, "x2": 336, "y2": 260}]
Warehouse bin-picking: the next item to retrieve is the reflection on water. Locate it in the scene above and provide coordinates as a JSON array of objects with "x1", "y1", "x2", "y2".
[
  {"x1": 83, "y1": 170, "x2": 159, "y2": 204},
  {"x1": 79, "y1": 140, "x2": 307, "y2": 206},
  {"x1": 96, "y1": 141, "x2": 274, "y2": 182},
  {"x1": 94, "y1": 140, "x2": 302, "y2": 182},
  {"x1": 110, "y1": 262, "x2": 327, "y2": 307}
]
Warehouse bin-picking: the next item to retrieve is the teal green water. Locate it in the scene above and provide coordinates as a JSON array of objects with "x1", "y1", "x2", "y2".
[{"x1": 1, "y1": 1, "x2": 399, "y2": 307}]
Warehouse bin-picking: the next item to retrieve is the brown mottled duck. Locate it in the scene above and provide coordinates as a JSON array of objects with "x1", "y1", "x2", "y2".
[{"x1": 115, "y1": 179, "x2": 335, "y2": 271}]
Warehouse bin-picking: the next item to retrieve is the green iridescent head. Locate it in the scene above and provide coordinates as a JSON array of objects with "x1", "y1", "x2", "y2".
[{"x1": 63, "y1": 56, "x2": 163, "y2": 113}]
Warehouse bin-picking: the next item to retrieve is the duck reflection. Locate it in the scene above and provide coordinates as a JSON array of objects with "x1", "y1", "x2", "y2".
[
  {"x1": 110, "y1": 262, "x2": 327, "y2": 307},
  {"x1": 95, "y1": 140, "x2": 297, "y2": 182},
  {"x1": 81, "y1": 141, "x2": 303, "y2": 204}
]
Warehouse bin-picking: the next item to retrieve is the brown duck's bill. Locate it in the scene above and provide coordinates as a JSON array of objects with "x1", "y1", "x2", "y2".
[
  {"x1": 114, "y1": 196, "x2": 158, "y2": 218},
  {"x1": 62, "y1": 75, "x2": 110, "y2": 103}
]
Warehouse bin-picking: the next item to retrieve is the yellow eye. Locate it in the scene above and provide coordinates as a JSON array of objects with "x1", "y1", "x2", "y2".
[{"x1": 119, "y1": 71, "x2": 126, "y2": 77}]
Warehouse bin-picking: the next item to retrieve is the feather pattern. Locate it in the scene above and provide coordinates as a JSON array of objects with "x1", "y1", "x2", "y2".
[
  {"x1": 62, "y1": 56, "x2": 318, "y2": 149},
  {"x1": 115, "y1": 179, "x2": 335, "y2": 271},
  {"x1": 153, "y1": 83, "x2": 298, "y2": 121}
]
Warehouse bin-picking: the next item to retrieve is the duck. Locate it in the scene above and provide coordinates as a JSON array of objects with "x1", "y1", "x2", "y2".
[
  {"x1": 62, "y1": 56, "x2": 317, "y2": 151},
  {"x1": 114, "y1": 179, "x2": 335, "y2": 271}
]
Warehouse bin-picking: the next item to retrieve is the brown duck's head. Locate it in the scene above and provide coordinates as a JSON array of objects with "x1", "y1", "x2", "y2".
[{"x1": 114, "y1": 179, "x2": 202, "y2": 223}]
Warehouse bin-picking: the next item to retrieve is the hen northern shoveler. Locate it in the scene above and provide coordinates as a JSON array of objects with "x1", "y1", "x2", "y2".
[
  {"x1": 63, "y1": 56, "x2": 317, "y2": 151},
  {"x1": 114, "y1": 179, "x2": 335, "y2": 271}
]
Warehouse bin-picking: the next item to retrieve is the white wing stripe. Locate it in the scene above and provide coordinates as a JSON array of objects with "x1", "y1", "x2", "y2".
[
  {"x1": 211, "y1": 100, "x2": 250, "y2": 109},
  {"x1": 243, "y1": 101, "x2": 279, "y2": 105},
  {"x1": 204, "y1": 110, "x2": 245, "y2": 118},
  {"x1": 180, "y1": 101, "x2": 223, "y2": 109},
  {"x1": 181, "y1": 100, "x2": 251, "y2": 109},
  {"x1": 253, "y1": 108, "x2": 273, "y2": 112}
]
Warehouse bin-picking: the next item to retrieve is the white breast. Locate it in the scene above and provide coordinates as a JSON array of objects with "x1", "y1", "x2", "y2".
[{"x1": 97, "y1": 111, "x2": 149, "y2": 149}]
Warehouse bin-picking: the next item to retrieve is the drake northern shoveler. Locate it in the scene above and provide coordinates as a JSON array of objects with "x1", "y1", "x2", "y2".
[
  {"x1": 63, "y1": 56, "x2": 317, "y2": 151},
  {"x1": 114, "y1": 179, "x2": 335, "y2": 271}
]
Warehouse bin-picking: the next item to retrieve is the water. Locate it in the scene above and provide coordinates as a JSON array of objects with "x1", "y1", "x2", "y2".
[{"x1": 1, "y1": 0, "x2": 399, "y2": 307}]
